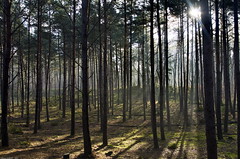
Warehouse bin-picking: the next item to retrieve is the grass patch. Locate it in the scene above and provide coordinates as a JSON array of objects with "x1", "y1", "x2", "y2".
[
  {"x1": 224, "y1": 152, "x2": 237, "y2": 158},
  {"x1": 9, "y1": 125, "x2": 23, "y2": 134},
  {"x1": 51, "y1": 121, "x2": 59, "y2": 126},
  {"x1": 168, "y1": 142, "x2": 177, "y2": 150},
  {"x1": 19, "y1": 141, "x2": 30, "y2": 147}
]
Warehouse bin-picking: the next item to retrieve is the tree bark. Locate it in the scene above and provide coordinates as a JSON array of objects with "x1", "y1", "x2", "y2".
[
  {"x1": 123, "y1": 0, "x2": 127, "y2": 122},
  {"x1": 70, "y1": 0, "x2": 76, "y2": 137},
  {"x1": 201, "y1": 0, "x2": 217, "y2": 158},
  {"x1": 1, "y1": 0, "x2": 11, "y2": 146},
  {"x1": 164, "y1": 0, "x2": 171, "y2": 130},
  {"x1": 150, "y1": 0, "x2": 159, "y2": 149},
  {"x1": 102, "y1": 0, "x2": 108, "y2": 146},
  {"x1": 156, "y1": 0, "x2": 165, "y2": 140},
  {"x1": 62, "y1": 32, "x2": 67, "y2": 118},
  {"x1": 215, "y1": 0, "x2": 223, "y2": 140},
  {"x1": 233, "y1": 0, "x2": 240, "y2": 157},
  {"x1": 34, "y1": 0, "x2": 43, "y2": 134},
  {"x1": 222, "y1": 0, "x2": 230, "y2": 134},
  {"x1": 82, "y1": 0, "x2": 92, "y2": 156}
]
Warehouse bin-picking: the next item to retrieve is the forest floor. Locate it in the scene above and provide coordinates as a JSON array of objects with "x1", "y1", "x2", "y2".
[{"x1": 0, "y1": 90, "x2": 238, "y2": 159}]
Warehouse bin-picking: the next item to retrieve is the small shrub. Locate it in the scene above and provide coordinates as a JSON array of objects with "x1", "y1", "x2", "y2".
[
  {"x1": 168, "y1": 142, "x2": 177, "y2": 150},
  {"x1": 51, "y1": 121, "x2": 59, "y2": 126},
  {"x1": 9, "y1": 125, "x2": 23, "y2": 134},
  {"x1": 19, "y1": 141, "x2": 30, "y2": 147},
  {"x1": 196, "y1": 107, "x2": 204, "y2": 112}
]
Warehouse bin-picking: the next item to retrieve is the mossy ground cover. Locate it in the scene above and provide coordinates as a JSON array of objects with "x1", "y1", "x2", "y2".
[{"x1": 0, "y1": 89, "x2": 238, "y2": 158}]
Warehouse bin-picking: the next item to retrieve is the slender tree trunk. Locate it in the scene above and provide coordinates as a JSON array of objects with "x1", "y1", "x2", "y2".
[
  {"x1": 137, "y1": 44, "x2": 141, "y2": 89},
  {"x1": 195, "y1": 19, "x2": 199, "y2": 110},
  {"x1": 70, "y1": 0, "x2": 76, "y2": 137},
  {"x1": 58, "y1": 32, "x2": 62, "y2": 110},
  {"x1": 233, "y1": 0, "x2": 240, "y2": 157},
  {"x1": 34, "y1": 0, "x2": 43, "y2": 134},
  {"x1": 128, "y1": 0, "x2": 133, "y2": 119},
  {"x1": 116, "y1": 44, "x2": 120, "y2": 105},
  {"x1": 150, "y1": 0, "x2": 159, "y2": 149},
  {"x1": 77, "y1": 43, "x2": 81, "y2": 109},
  {"x1": 222, "y1": 0, "x2": 230, "y2": 133},
  {"x1": 62, "y1": 33, "x2": 66, "y2": 118},
  {"x1": 198, "y1": 23, "x2": 204, "y2": 106},
  {"x1": 184, "y1": 9, "x2": 189, "y2": 127},
  {"x1": 157, "y1": 0, "x2": 165, "y2": 140},
  {"x1": 215, "y1": 0, "x2": 223, "y2": 140},
  {"x1": 11, "y1": 56, "x2": 14, "y2": 113},
  {"x1": 26, "y1": 4, "x2": 31, "y2": 127},
  {"x1": 98, "y1": 0, "x2": 103, "y2": 128},
  {"x1": 109, "y1": 37, "x2": 113, "y2": 115},
  {"x1": 201, "y1": 0, "x2": 217, "y2": 158},
  {"x1": 164, "y1": 0, "x2": 171, "y2": 130},
  {"x1": 123, "y1": 0, "x2": 127, "y2": 122},
  {"x1": 179, "y1": 10, "x2": 184, "y2": 113},
  {"x1": 45, "y1": 6, "x2": 51, "y2": 122},
  {"x1": 82, "y1": 0, "x2": 92, "y2": 156},
  {"x1": 0, "y1": 24, "x2": 2, "y2": 110},
  {"x1": 102, "y1": 0, "x2": 108, "y2": 146},
  {"x1": 141, "y1": 29, "x2": 147, "y2": 121},
  {"x1": 18, "y1": 30, "x2": 24, "y2": 119},
  {"x1": 1, "y1": 0, "x2": 11, "y2": 147}
]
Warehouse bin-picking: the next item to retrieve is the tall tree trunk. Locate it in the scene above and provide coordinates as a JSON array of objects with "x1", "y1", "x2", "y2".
[
  {"x1": 1, "y1": 0, "x2": 11, "y2": 147},
  {"x1": 222, "y1": 0, "x2": 230, "y2": 133},
  {"x1": 70, "y1": 0, "x2": 76, "y2": 137},
  {"x1": 26, "y1": 3, "x2": 31, "y2": 127},
  {"x1": 45, "y1": 5, "x2": 51, "y2": 122},
  {"x1": 19, "y1": 31, "x2": 24, "y2": 119},
  {"x1": 82, "y1": 0, "x2": 92, "y2": 156},
  {"x1": 150, "y1": 0, "x2": 159, "y2": 149},
  {"x1": 62, "y1": 32, "x2": 67, "y2": 118},
  {"x1": 116, "y1": 44, "x2": 120, "y2": 105},
  {"x1": 109, "y1": 37, "x2": 113, "y2": 115},
  {"x1": 179, "y1": 9, "x2": 184, "y2": 113},
  {"x1": 157, "y1": 0, "x2": 165, "y2": 140},
  {"x1": 184, "y1": 9, "x2": 189, "y2": 126},
  {"x1": 102, "y1": 0, "x2": 108, "y2": 146},
  {"x1": 195, "y1": 19, "x2": 199, "y2": 110},
  {"x1": 137, "y1": 44, "x2": 141, "y2": 89},
  {"x1": 198, "y1": 22, "x2": 204, "y2": 106},
  {"x1": 98, "y1": 0, "x2": 103, "y2": 128},
  {"x1": 34, "y1": 0, "x2": 43, "y2": 134},
  {"x1": 11, "y1": 56, "x2": 14, "y2": 113},
  {"x1": 164, "y1": 0, "x2": 171, "y2": 130},
  {"x1": 233, "y1": 0, "x2": 240, "y2": 157},
  {"x1": 215, "y1": 0, "x2": 223, "y2": 140},
  {"x1": 201, "y1": 0, "x2": 217, "y2": 158},
  {"x1": 141, "y1": 27, "x2": 147, "y2": 121},
  {"x1": 123, "y1": 0, "x2": 127, "y2": 122},
  {"x1": 128, "y1": 0, "x2": 133, "y2": 119},
  {"x1": 77, "y1": 42, "x2": 81, "y2": 109},
  {"x1": 58, "y1": 32, "x2": 62, "y2": 110},
  {"x1": 0, "y1": 22, "x2": 2, "y2": 110}
]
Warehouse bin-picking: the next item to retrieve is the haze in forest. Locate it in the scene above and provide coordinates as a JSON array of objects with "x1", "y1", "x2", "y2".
[{"x1": 0, "y1": 0, "x2": 240, "y2": 158}]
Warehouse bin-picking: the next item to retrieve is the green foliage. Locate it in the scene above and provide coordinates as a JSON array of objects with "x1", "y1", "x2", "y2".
[
  {"x1": 168, "y1": 142, "x2": 177, "y2": 150},
  {"x1": 223, "y1": 152, "x2": 237, "y2": 158},
  {"x1": 9, "y1": 125, "x2": 23, "y2": 135},
  {"x1": 195, "y1": 106, "x2": 204, "y2": 112},
  {"x1": 19, "y1": 140, "x2": 30, "y2": 147}
]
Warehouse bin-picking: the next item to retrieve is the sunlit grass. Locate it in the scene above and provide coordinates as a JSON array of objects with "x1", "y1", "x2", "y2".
[{"x1": 1, "y1": 88, "x2": 238, "y2": 158}]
